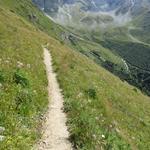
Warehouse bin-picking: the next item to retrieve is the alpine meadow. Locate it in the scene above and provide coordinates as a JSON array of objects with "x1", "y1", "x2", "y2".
[{"x1": 0, "y1": 0, "x2": 150, "y2": 150}]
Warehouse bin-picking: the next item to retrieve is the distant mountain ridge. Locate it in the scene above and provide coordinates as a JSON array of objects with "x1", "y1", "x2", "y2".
[
  {"x1": 33, "y1": 0, "x2": 150, "y2": 28},
  {"x1": 33, "y1": 0, "x2": 149, "y2": 14}
]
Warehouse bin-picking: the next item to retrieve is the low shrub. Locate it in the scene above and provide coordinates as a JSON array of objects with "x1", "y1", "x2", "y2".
[
  {"x1": 0, "y1": 70, "x2": 5, "y2": 83},
  {"x1": 15, "y1": 87, "x2": 33, "y2": 116},
  {"x1": 13, "y1": 70, "x2": 29, "y2": 87},
  {"x1": 85, "y1": 88, "x2": 97, "y2": 99}
]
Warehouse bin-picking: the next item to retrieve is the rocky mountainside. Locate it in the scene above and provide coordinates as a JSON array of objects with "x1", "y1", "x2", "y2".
[
  {"x1": 33, "y1": 0, "x2": 150, "y2": 15},
  {"x1": 33, "y1": 0, "x2": 150, "y2": 28}
]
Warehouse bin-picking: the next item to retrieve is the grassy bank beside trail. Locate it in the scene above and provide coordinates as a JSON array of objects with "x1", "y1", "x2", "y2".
[
  {"x1": 0, "y1": 5, "x2": 49, "y2": 149},
  {"x1": 48, "y1": 41, "x2": 150, "y2": 149}
]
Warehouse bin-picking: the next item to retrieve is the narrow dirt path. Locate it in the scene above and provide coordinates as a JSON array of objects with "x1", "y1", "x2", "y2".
[{"x1": 35, "y1": 48, "x2": 72, "y2": 150}]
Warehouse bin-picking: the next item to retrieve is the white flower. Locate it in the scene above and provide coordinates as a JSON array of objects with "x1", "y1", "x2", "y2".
[
  {"x1": 95, "y1": 117, "x2": 99, "y2": 120},
  {"x1": 102, "y1": 134, "x2": 105, "y2": 138},
  {"x1": 92, "y1": 134, "x2": 96, "y2": 139},
  {"x1": 27, "y1": 64, "x2": 31, "y2": 68},
  {"x1": 5, "y1": 60, "x2": 9, "y2": 63},
  {"x1": 116, "y1": 128, "x2": 120, "y2": 133},
  {"x1": 77, "y1": 92, "x2": 83, "y2": 98},
  {"x1": 0, "y1": 135, "x2": 5, "y2": 142},
  {"x1": 0, "y1": 126, "x2": 5, "y2": 133},
  {"x1": 17, "y1": 61, "x2": 24, "y2": 68},
  {"x1": 109, "y1": 124, "x2": 113, "y2": 128},
  {"x1": 100, "y1": 113, "x2": 103, "y2": 117}
]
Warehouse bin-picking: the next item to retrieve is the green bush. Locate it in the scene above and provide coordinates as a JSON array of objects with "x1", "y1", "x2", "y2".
[
  {"x1": 85, "y1": 88, "x2": 97, "y2": 99},
  {"x1": 0, "y1": 70, "x2": 5, "y2": 83},
  {"x1": 13, "y1": 70, "x2": 29, "y2": 87},
  {"x1": 15, "y1": 87, "x2": 33, "y2": 116}
]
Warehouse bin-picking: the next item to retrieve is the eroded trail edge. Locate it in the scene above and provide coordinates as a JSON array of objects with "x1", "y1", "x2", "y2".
[{"x1": 36, "y1": 48, "x2": 72, "y2": 150}]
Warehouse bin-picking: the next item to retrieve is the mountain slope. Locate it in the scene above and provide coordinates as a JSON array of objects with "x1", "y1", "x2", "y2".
[
  {"x1": 0, "y1": 2, "x2": 48, "y2": 149},
  {"x1": 0, "y1": 0, "x2": 150, "y2": 150},
  {"x1": 32, "y1": 0, "x2": 150, "y2": 97},
  {"x1": 131, "y1": 10, "x2": 150, "y2": 44},
  {"x1": 48, "y1": 35, "x2": 150, "y2": 150}
]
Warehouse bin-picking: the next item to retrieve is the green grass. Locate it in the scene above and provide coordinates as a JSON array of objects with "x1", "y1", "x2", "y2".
[
  {"x1": 0, "y1": 4, "x2": 49, "y2": 149},
  {"x1": 66, "y1": 36, "x2": 127, "y2": 72},
  {"x1": 47, "y1": 39, "x2": 150, "y2": 149},
  {"x1": 1, "y1": 0, "x2": 150, "y2": 149},
  {"x1": 0, "y1": 0, "x2": 65, "y2": 41}
]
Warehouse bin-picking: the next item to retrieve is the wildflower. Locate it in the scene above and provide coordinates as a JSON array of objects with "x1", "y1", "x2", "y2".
[
  {"x1": 5, "y1": 60, "x2": 9, "y2": 64},
  {"x1": 0, "y1": 135, "x2": 5, "y2": 142},
  {"x1": 95, "y1": 117, "x2": 99, "y2": 120},
  {"x1": 17, "y1": 61, "x2": 24, "y2": 68},
  {"x1": 77, "y1": 92, "x2": 83, "y2": 98},
  {"x1": 92, "y1": 134, "x2": 96, "y2": 139},
  {"x1": 0, "y1": 126, "x2": 5, "y2": 133},
  {"x1": 109, "y1": 124, "x2": 113, "y2": 128},
  {"x1": 27, "y1": 64, "x2": 31, "y2": 68},
  {"x1": 116, "y1": 128, "x2": 120, "y2": 133}
]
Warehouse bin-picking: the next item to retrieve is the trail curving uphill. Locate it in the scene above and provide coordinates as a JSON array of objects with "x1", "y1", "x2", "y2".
[{"x1": 36, "y1": 47, "x2": 72, "y2": 150}]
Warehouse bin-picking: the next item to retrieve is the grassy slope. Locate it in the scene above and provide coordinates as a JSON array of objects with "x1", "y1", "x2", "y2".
[
  {"x1": 0, "y1": 0, "x2": 66, "y2": 41},
  {"x1": 0, "y1": 4, "x2": 49, "y2": 149},
  {"x1": 0, "y1": 0, "x2": 150, "y2": 149},
  {"x1": 66, "y1": 36, "x2": 127, "y2": 72},
  {"x1": 48, "y1": 40, "x2": 150, "y2": 150}
]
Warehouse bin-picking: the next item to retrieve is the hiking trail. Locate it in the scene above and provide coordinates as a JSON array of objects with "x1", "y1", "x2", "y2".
[{"x1": 35, "y1": 47, "x2": 72, "y2": 150}]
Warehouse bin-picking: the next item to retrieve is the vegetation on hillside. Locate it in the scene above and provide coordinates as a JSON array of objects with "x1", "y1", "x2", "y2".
[
  {"x1": 0, "y1": 2, "x2": 50, "y2": 149},
  {"x1": 100, "y1": 39, "x2": 150, "y2": 95},
  {"x1": 0, "y1": 0, "x2": 150, "y2": 149},
  {"x1": 48, "y1": 40, "x2": 150, "y2": 149},
  {"x1": 131, "y1": 10, "x2": 150, "y2": 44}
]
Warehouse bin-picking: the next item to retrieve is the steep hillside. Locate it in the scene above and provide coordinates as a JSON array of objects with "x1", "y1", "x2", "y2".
[
  {"x1": 131, "y1": 10, "x2": 150, "y2": 44},
  {"x1": 0, "y1": 0, "x2": 127, "y2": 76},
  {"x1": 33, "y1": 0, "x2": 150, "y2": 96},
  {"x1": 47, "y1": 36, "x2": 150, "y2": 150},
  {"x1": 0, "y1": 3, "x2": 48, "y2": 149},
  {"x1": 0, "y1": 0, "x2": 150, "y2": 150}
]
